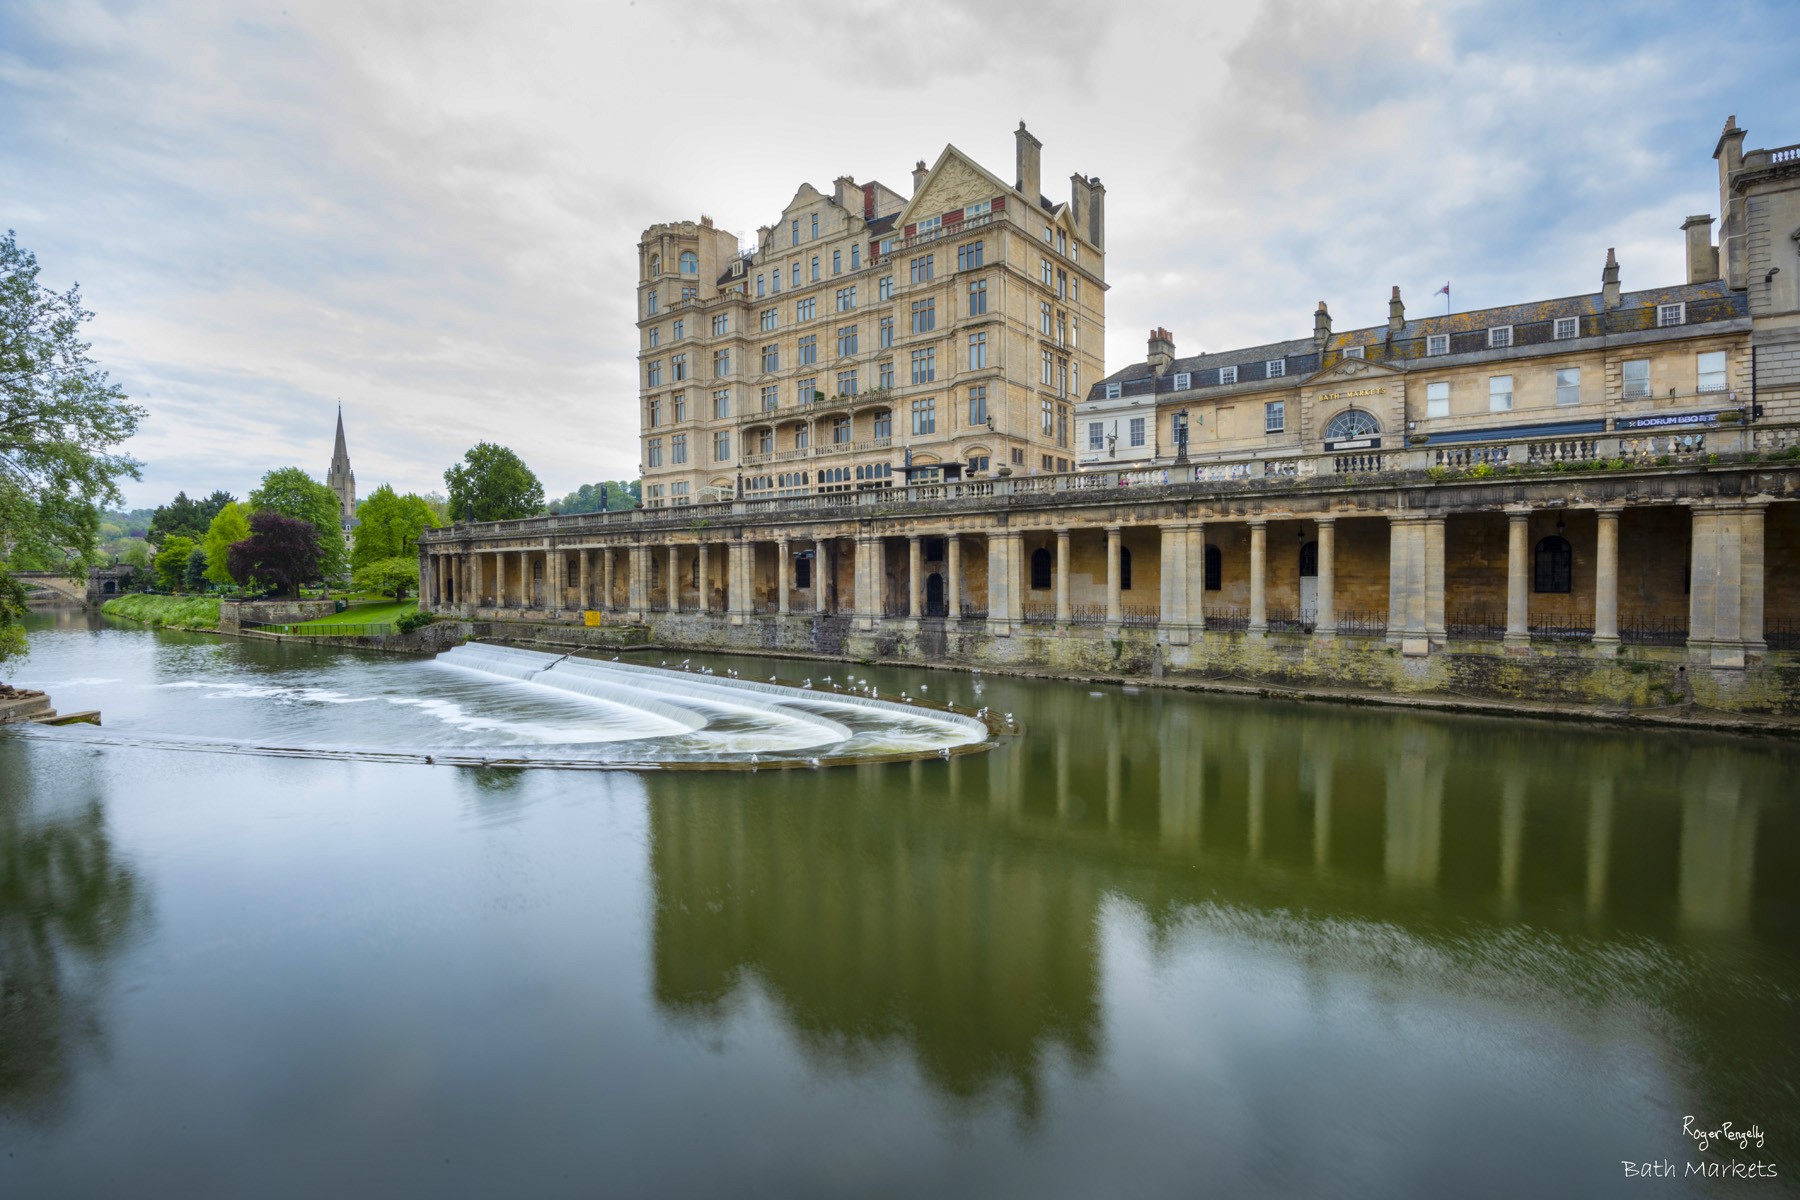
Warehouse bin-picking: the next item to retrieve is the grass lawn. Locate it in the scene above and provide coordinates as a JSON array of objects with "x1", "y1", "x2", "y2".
[{"x1": 294, "y1": 599, "x2": 417, "y2": 628}]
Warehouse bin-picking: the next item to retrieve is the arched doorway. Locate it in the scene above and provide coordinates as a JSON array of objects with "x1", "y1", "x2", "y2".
[
  {"x1": 926, "y1": 572, "x2": 946, "y2": 617},
  {"x1": 1299, "y1": 540, "x2": 1318, "y2": 615}
]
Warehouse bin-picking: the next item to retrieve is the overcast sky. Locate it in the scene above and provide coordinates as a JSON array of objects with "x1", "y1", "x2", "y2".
[{"x1": 4, "y1": 0, "x2": 1796, "y2": 510}]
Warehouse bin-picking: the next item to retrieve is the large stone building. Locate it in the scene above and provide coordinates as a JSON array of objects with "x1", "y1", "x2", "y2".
[
  {"x1": 636, "y1": 124, "x2": 1105, "y2": 508},
  {"x1": 420, "y1": 115, "x2": 1800, "y2": 718}
]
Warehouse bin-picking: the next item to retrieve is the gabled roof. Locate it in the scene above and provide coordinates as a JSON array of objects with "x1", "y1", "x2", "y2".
[{"x1": 892, "y1": 143, "x2": 1015, "y2": 230}]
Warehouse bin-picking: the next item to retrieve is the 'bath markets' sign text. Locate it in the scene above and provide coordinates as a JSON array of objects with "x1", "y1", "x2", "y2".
[{"x1": 1318, "y1": 387, "x2": 1385, "y2": 402}]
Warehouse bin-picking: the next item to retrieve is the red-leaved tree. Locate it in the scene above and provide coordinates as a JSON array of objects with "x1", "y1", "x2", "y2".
[{"x1": 226, "y1": 510, "x2": 323, "y2": 598}]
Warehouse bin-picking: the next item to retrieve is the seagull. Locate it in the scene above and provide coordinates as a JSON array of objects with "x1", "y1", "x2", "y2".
[
  {"x1": 769, "y1": 675, "x2": 777, "y2": 683},
  {"x1": 939, "y1": 747, "x2": 951, "y2": 759},
  {"x1": 808, "y1": 756, "x2": 821, "y2": 769},
  {"x1": 919, "y1": 684, "x2": 928, "y2": 693},
  {"x1": 612, "y1": 655, "x2": 620, "y2": 661}
]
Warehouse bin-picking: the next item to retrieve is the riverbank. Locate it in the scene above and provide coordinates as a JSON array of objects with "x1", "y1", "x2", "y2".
[{"x1": 100, "y1": 594, "x2": 221, "y2": 630}]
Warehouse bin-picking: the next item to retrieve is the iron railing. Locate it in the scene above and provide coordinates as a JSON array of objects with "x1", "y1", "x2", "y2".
[
  {"x1": 1020, "y1": 605, "x2": 1057, "y2": 625},
  {"x1": 1765, "y1": 618, "x2": 1800, "y2": 651},
  {"x1": 1529, "y1": 612, "x2": 1594, "y2": 642},
  {"x1": 1446, "y1": 610, "x2": 1506, "y2": 640},
  {"x1": 1205, "y1": 607, "x2": 1250, "y2": 631},
  {"x1": 1619, "y1": 614, "x2": 1688, "y2": 646},
  {"x1": 1335, "y1": 609, "x2": 1389, "y2": 637},
  {"x1": 1121, "y1": 605, "x2": 1161, "y2": 628},
  {"x1": 242, "y1": 621, "x2": 395, "y2": 637},
  {"x1": 1266, "y1": 607, "x2": 1315, "y2": 633}
]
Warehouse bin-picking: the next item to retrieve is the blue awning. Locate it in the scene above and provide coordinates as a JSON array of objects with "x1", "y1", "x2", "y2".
[{"x1": 1426, "y1": 418, "x2": 1606, "y2": 444}]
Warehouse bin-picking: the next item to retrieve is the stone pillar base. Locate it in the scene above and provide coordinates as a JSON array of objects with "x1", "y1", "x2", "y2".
[
  {"x1": 1159, "y1": 625, "x2": 1191, "y2": 646},
  {"x1": 1402, "y1": 635, "x2": 1431, "y2": 657},
  {"x1": 1592, "y1": 635, "x2": 1621, "y2": 658},
  {"x1": 987, "y1": 619, "x2": 1012, "y2": 638}
]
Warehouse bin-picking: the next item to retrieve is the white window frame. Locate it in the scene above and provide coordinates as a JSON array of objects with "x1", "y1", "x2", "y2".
[
  {"x1": 1103, "y1": 381, "x2": 1121, "y2": 399},
  {"x1": 1128, "y1": 416, "x2": 1146, "y2": 447},
  {"x1": 1343, "y1": 345, "x2": 1365, "y2": 360},
  {"x1": 1172, "y1": 372, "x2": 1191, "y2": 390},
  {"x1": 1555, "y1": 367, "x2": 1580, "y2": 406},
  {"x1": 1489, "y1": 374, "x2": 1513, "y2": 412},
  {"x1": 1219, "y1": 365, "x2": 1238, "y2": 385},
  {"x1": 1622, "y1": 359, "x2": 1651, "y2": 399},
  {"x1": 1088, "y1": 422, "x2": 1105, "y2": 451},
  {"x1": 1266, "y1": 359, "x2": 1286, "y2": 377},
  {"x1": 1488, "y1": 325, "x2": 1513, "y2": 349},
  {"x1": 1425, "y1": 334, "x2": 1449, "y2": 356},
  {"x1": 1553, "y1": 316, "x2": 1579, "y2": 340},
  {"x1": 1426, "y1": 381, "x2": 1449, "y2": 419},
  {"x1": 1657, "y1": 302, "x2": 1686, "y2": 328},
  {"x1": 1264, "y1": 400, "x2": 1285, "y2": 433},
  {"x1": 1696, "y1": 350, "x2": 1727, "y2": 393}
]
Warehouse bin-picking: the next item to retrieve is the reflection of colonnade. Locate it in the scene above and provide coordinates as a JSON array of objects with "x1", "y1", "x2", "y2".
[{"x1": 422, "y1": 487, "x2": 1796, "y2": 668}]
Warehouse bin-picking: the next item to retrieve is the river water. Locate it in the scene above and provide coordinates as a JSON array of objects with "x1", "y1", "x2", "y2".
[{"x1": 2, "y1": 609, "x2": 1796, "y2": 1197}]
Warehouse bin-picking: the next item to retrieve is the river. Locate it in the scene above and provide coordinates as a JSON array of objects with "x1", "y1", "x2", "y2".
[{"x1": 2, "y1": 609, "x2": 1796, "y2": 1197}]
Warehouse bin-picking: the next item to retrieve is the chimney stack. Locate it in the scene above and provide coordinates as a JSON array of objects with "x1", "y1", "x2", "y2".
[
  {"x1": 1313, "y1": 302, "x2": 1332, "y2": 355},
  {"x1": 1601, "y1": 248, "x2": 1621, "y2": 309},
  {"x1": 833, "y1": 176, "x2": 858, "y2": 209},
  {"x1": 1714, "y1": 116, "x2": 1749, "y2": 289},
  {"x1": 912, "y1": 159, "x2": 929, "y2": 196},
  {"x1": 1682, "y1": 215, "x2": 1719, "y2": 283},
  {"x1": 1147, "y1": 328, "x2": 1176, "y2": 376},
  {"x1": 1015, "y1": 121, "x2": 1042, "y2": 202},
  {"x1": 1388, "y1": 286, "x2": 1405, "y2": 335}
]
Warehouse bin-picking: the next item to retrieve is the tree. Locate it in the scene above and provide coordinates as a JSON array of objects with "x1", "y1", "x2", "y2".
[
  {"x1": 227, "y1": 510, "x2": 322, "y2": 598},
  {"x1": 551, "y1": 480, "x2": 639, "y2": 515},
  {"x1": 352, "y1": 484, "x2": 437, "y2": 569},
  {"x1": 183, "y1": 547, "x2": 209, "y2": 593},
  {"x1": 352, "y1": 555, "x2": 419, "y2": 600},
  {"x1": 148, "y1": 489, "x2": 232, "y2": 547},
  {"x1": 153, "y1": 535, "x2": 196, "y2": 592},
  {"x1": 249, "y1": 467, "x2": 347, "y2": 581},
  {"x1": 444, "y1": 442, "x2": 544, "y2": 523},
  {"x1": 1, "y1": 234, "x2": 146, "y2": 662},
  {"x1": 201, "y1": 500, "x2": 250, "y2": 586}
]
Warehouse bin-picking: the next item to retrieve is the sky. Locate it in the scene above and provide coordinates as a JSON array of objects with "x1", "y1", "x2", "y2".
[{"x1": 3, "y1": 0, "x2": 1797, "y2": 511}]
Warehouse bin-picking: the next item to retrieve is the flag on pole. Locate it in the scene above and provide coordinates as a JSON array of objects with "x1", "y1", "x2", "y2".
[{"x1": 1435, "y1": 282, "x2": 1450, "y2": 296}]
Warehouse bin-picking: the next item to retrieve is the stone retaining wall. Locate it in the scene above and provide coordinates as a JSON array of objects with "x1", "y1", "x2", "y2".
[{"x1": 218, "y1": 598, "x2": 337, "y2": 632}]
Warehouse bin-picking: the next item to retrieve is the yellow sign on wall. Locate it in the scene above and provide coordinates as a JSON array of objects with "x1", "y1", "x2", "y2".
[{"x1": 583, "y1": 610, "x2": 603, "y2": 627}]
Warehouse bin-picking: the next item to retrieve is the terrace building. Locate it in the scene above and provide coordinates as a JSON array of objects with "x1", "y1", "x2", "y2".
[{"x1": 636, "y1": 124, "x2": 1105, "y2": 508}]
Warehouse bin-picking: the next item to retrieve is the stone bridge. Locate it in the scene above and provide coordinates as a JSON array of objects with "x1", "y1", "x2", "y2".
[{"x1": 14, "y1": 567, "x2": 134, "y2": 607}]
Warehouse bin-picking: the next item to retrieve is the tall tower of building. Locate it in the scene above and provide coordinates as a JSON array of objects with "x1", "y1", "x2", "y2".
[{"x1": 325, "y1": 405, "x2": 356, "y2": 529}]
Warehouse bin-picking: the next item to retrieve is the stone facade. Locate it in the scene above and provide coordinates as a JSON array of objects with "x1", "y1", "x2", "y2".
[{"x1": 637, "y1": 124, "x2": 1104, "y2": 509}]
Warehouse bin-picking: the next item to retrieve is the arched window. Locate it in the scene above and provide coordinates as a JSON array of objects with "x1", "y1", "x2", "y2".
[
  {"x1": 1120, "y1": 546, "x2": 1133, "y2": 591},
  {"x1": 1324, "y1": 409, "x2": 1380, "y2": 440},
  {"x1": 1299, "y1": 541, "x2": 1318, "y2": 577},
  {"x1": 679, "y1": 250, "x2": 698, "y2": 274},
  {"x1": 1204, "y1": 544, "x2": 1222, "y2": 591},
  {"x1": 1030, "y1": 547, "x2": 1052, "y2": 590},
  {"x1": 1534, "y1": 536, "x2": 1572, "y2": 594}
]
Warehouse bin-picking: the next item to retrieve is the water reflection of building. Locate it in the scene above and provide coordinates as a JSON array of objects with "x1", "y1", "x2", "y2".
[{"x1": 646, "y1": 684, "x2": 1794, "y2": 1127}]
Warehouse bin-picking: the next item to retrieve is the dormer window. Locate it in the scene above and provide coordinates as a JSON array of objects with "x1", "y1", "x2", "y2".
[
  {"x1": 1266, "y1": 359, "x2": 1286, "y2": 377},
  {"x1": 1658, "y1": 302, "x2": 1686, "y2": 327},
  {"x1": 1172, "y1": 372, "x2": 1191, "y2": 390},
  {"x1": 1219, "y1": 365, "x2": 1238, "y2": 385},
  {"x1": 1103, "y1": 382, "x2": 1122, "y2": 399},
  {"x1": 1425, "y1": 334, "x2": 1449, "y2": 356},
  {"x1": 1488, "y1": 325, "x2": 1513, "y2": 348},
  {"x1": 1554, "y1": 317, "x2": 1579, "y2": 340},
  {"x1": 1343, "y1": 345, "x2": 1365, "y2": 360}
]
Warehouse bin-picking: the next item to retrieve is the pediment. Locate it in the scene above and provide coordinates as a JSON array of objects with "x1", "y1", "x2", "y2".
[
  {"x1": 1301, "y1": 355, "x2": 1405, "y2": 388},
  {"x1": 894, "y1": 145, "x2": 1014, "y2": 228},
  {"x1": 779, "y1": 183, "x2": 828, "y2": 218}
]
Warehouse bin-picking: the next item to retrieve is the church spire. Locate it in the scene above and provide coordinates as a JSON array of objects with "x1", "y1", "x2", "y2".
[{"x1": 326, "y1": 405, "x2": 356, "y2": 525}]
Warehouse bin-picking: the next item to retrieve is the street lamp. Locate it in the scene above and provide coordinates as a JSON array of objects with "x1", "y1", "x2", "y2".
[{"x1": 1175, "y1": 409, "x2": 1191, "y2": 463}]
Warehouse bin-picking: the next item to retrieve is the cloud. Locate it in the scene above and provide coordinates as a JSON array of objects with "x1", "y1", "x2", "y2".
[{"x1": 0, "y1": 0, "x2": 1794, "y2": 509}]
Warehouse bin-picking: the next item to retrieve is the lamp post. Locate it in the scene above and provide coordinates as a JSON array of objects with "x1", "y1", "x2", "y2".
[{"x1": 1175, "y1": 409, "x2": 1190, "y2": 463}]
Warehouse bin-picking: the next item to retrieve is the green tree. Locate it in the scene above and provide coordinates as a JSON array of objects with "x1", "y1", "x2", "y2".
[
  {"x1": 153, "y1": 535, "x2": 196, "y2": 592},
  {"x1": 352, "y1": 484, "x2": 437, "y2": 569},
  {"x1": 444, "y1": 442, "x2": 544, "y2": 523},
  {"x1": 1, "y1": 230, "x2": 147, "y2": 663},
  {"x1": 201, "y1": 500, "x2": 250, "y2": 586},
  {"x1": 148, "y1": 489, "x2": 231, "y2": 547},
  {"x1": 352, "y1": 555, "x2": 420, "y2": 599},
  {"x1": 551, "y1": 480, "x2": 639, "y2": 515},
  {"x1": 183, "y1": 547, "x2": 208, "y2": 593},
  {"x1": 248, "y1": 467, "x2": 348, "y2": 582}
]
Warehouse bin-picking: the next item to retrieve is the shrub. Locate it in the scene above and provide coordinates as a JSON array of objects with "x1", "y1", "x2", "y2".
[{"x1": 395, "y1": 610, "x2": 437, "y2": 634}]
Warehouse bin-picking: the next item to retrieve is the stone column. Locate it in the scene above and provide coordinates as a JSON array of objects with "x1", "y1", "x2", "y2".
[
  {"x1": 1742, "y1": 501, "x2": 1767, "y2": 656},
  {"x1": 1054, "y1": 529, "x2": 1071, "y2": 623},
  {"x1": 495, "y1": 551, "x2": 508, "y2": 608},
  {"x1": 855, "y1": 535, "x2": 882, "y2": 630},
  {"x1": 465, "y1": 553, "x2": 477, "y2": 609},
  {"x1": 518, "y1": 550, "x2": 531, "y2": 609},
  {"x1": 1160, "y1": 522, "x2": 1189, "y2": 644},
  {"x1": 1593, "y1": 506, "x2": 1621, "y2": 653},
  {"x1": 668, "y1": 545, "x2": 681, "y2": 612},
  {"x1": 988, "y1": 530, "x2": 1012, "y2": 635},
  {"x1": 1187, "y1": 522, "x2": 1207, "y2": 632},
  {"x1": 1005, "y1": 531, "x2": 1025, "y2": 626},
  {"x1": 1505, "y1": 511, "x2": 1530, "y2": 648},
  {"x1": 577, "y1": 549, "x2": 591, "y2": 611},
  {"x1": 815, "y1": 539, "x2": 829, "y2": 613},
  {"x1": 1247, "y1": 519, "x2": 1267, "y2": 634},
  {"x1": 627, "y1": 545, "x2": 648, "y2": 619},
  {"x1": 946, "y1": 534, "x2": 962, "y2": 623},
  {"x1": 727, "y1": 541, "x2": 749, "y2": 624},
  {"x1": 1315, "y1": 517, "x2": 1337, "y2": 637},
  {"x1": 908, "y1": 535, "x2": 923, "y2": 619},
  {"x1": 697, "y1": 543, "x2": 711, "y2": 614},
  {"x1": 603, "y1": 547, "x2": 616, "y2": 611},
  {"x1": 1424, "y1": 516, "x2": 1446, "y2": 644},
  {"x1": 777, "y1": 538, "x2": 791, "y2": 615},
  {"x1": 1105, "y1": 526, "x2": 1123, "y2": 625}
]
